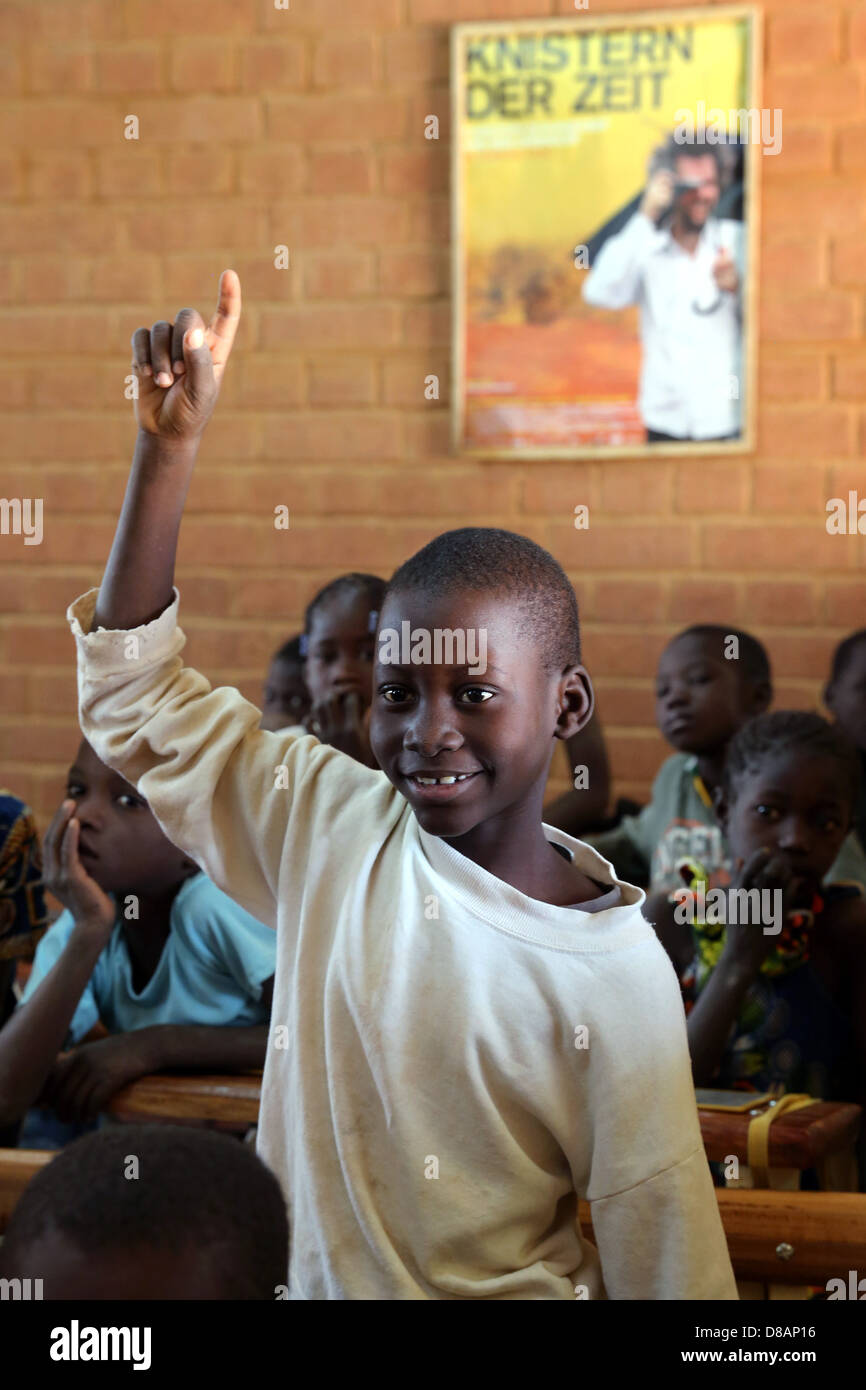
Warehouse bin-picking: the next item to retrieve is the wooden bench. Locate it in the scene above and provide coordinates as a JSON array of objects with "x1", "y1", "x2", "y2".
[
  {"x1": 105, "y1": 1071, "x2": 262, "y2": 1133},
  {"x1": 4, "y1": 1146, "x2": 865, "y2": 1290},
  {"x1": 699, "y1": 1100, "x2": 862, "y2": 1180}
]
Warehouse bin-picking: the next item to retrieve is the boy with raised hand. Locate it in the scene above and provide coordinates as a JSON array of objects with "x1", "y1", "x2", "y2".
[{"x1": 67, "y1": 271, "x2": 736, "y2": 1300}]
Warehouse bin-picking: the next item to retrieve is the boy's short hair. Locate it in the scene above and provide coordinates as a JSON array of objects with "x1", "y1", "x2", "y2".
[
  {"x1": 724, "y1": 711, "x2": 860, "y2": 807},
  {"x1": 303, "y1": 573, "x2": 387, "y2": 636},
  {"x1": 830, "y1": 629, "x2": 866, "y2": 683},
  {"x1": 675, "y1": 624, "x2": 771, "y2": 690},
  {"x1": 0, "y1": 1124, "x2": 288, "y2": 1299},
  {"x1": 386, "y1": 527, "x2": 581, "y2": 672}
]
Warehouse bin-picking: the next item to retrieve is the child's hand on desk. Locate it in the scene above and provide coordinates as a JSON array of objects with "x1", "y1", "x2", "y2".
[
  {"x1": 38, "y1": 1034, "x2": 156, "y2": 1123},
  {"x1": 721, "y1": 847, "x2": 804, "y2": 977},
  {"x1": 43, "y1": 800, "x2": 115, "y2": 938},
  {"x1": 131, "y1": 269, "x2": 242, "y2": 444}
]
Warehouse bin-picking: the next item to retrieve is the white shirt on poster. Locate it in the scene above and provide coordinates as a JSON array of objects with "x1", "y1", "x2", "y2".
[{"x1": 583, "y1": 211, "x2": 744, "y2": 439}]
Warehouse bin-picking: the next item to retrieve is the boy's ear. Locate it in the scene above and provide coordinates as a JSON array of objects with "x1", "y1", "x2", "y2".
[{"x1": 554, "y1": 665, "x2": 594, "y2": 741}]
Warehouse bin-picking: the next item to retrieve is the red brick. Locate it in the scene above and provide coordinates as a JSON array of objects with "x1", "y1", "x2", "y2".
[
  {"x1": 402, "y1": 302, "x2": 450, "y2": 347},
  {"x1": 165, "y1": 150, "x2": 234, "y2": 196},
  {"x1": 233, "y1": 357, "x2": 305, "y2": 410},
  {"x1": 592, "y1": 580, "x2": 666, "y2": 624},
  {"x1": 703, "y1": 524, "x2": 852, "y2": 573},
  {"x1": 170, "y1": 40, "x2": 237, "y2": 94},
  {"x1": 378, "y1": 248, "x2": 447, "y2": 298},
  {"x1": 675, "y1": 461, "x2": 749, "y2": 515},
  {"x1": 763, "y1": 633, "x2": 836, "y2": 678},
  {"x1": 96, "y1": 149, "x2": 162, "y2": 197},
  {"x1": 0, "y1": 151, "x2": 24, "y2": 198},
  {"x1": 762, "y1": 181, "x2": 864, "y2": 234},
  {"x1": 29, "y1": 43, "x2": 94, "y2": 93},
  {"x1": 0, "y1": 414, "x2": 129, "y2": 461},
  {"x1": 0, "y1": 101, "x2": 117, "y2": 147},
  {"x1": 764, "y1": 70, "x2": 864, "y2": 121},
  {"x1": 744, "y1": 582, "x2": 817, "y2": 627},
  {"x1": 382, "y1": 357, "x2": 448, "y2": 407},
  {"x1": 833, "y1": 356, "x2": 866, "y2": 399},
  {"x1": 233, "y1": 577, "x2": 309, "y2": 621},
  {"x1": 836, "y1": 122, "x2": 866, "y2": 171},
  {"x1": 668, "y1": 580, "x2": 741, "y2": 626},
  {"x1": 308, "y1": 360, "x2": 377, "y2": 407},
  {"x1": 303, "y1": 251, "x2": 376, "y2": 299},
  {"x1": 267, "y1": 94, "x2": 409, "y2": 144},
  {"x1": 240, "y1": 40, "x2": 305, "y2": 91},
  {"x1": 591, "y1": 682, "x2": 655, "y2": 728},
  {"x1": 0, "y1": 208, "x2": 118, "y2": 254},
  {"x1": 0, "y1": 309, "x2": 114, "y2": 354},
  {"x1": 760, "y1": 125, "x2": 832, "y2": 175},
  {"x1": 124, "y1": 204, "x2": 266, "y2": 254},
  {"x1": 549, "y1": 523, "x2": 698, "y2": 571},
  {"x1": 124, "y1": 0, "x2": 254, "y2": 36},
  {"x1": 831, "y1": 235, "x2": 866, "y2": 286},
  {"x1": 599, "y1": 461, "x2": 673, "y2": 516},
  {"x1": 760, "y1": 290, "x2": 859, "y2": 341},
  {"x1": 28, "y1": 152, "x2": 93, "y2": 200},
  {"x1": 0, "y1": 723, "x2": 80, "y2": 763},
  {"x1": 824, "y1": 583, "x2": 866, "y2": 629},
  {"x1": 523, "y1": 465, "x2": 601, "y2": 518},
  {"x1": 383, "y1": 32, "x2": 449, "y2": 85},
  {"x1": 260, "y1": 412, "x2": 404, "y2": 462},
  {"x1": 759, "y1": 355, "x2": 825, "y2": 402},
  {"x1": 410, "y1": 0, "x2": 552, "y2": 17},
  {"x1": 95, "y1": 44, "x2": 162, "y2": 93},
  {"x1": 761, "y1": 235, "x2": 822, "y2": 287},
  {"x1": 239, "y1": 146, "x2": 304, "y2": 197},
  {"x1": 380, "y1": 148, "x2": 448, "y2": 195},
  {"x1": 308, "y1": 148, "x2": 375, "y2": 196},
  {"x1": 313, "y1": 36, "x2": 377, "y2": 89},
  {"x1": 123, "y1": 98, "x2": 261, "y2": 144},
  {"x1": 606, "y1": 732, "x2": 670, "y2": 784},
  {"x1": 263, "y1": 0, "x2": 402, "y2": 28},
  {"x1": 768, "y1": 11, "x2": 841, "y2": 66},
  {"x1": 853, "y1": 9, "x2": 866, "y2": 62},
  {"x1": 757, "y1": 405, "x2": 854, "y2": 458},
  {"x1": 753, "y1": 464, "x2": 828, "y2": 515},
  {"x1": 260, "y1": 305, "x2": 400, "y2": 350}
]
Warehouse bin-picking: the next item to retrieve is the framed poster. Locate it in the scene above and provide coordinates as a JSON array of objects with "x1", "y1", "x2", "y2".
[{"x1": 451, "y1": 7, "x2": 762, "y2": 458}]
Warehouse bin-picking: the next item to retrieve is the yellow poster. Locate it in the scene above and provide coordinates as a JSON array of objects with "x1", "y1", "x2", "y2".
[{"x1": 452, "y1": 7, "x2": 761, "y2": 457}]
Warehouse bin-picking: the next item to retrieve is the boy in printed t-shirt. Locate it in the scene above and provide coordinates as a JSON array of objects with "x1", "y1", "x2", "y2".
[{"x1": 67, "y1": 272, "x2": 736, "y2": 1300}]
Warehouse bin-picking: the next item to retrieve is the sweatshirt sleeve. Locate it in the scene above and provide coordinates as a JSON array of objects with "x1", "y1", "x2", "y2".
[
  {"x1": 67, "y1": 587, "x2": 390, "y2": 932},
  {"x1": 581, "y1": 212, "x2": 660, "y2": 311}
]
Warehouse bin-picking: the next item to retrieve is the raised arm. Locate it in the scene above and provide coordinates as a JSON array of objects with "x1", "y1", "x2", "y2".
[{"x1": 92, "y1": 270, "x2": 242, "y2": 633}]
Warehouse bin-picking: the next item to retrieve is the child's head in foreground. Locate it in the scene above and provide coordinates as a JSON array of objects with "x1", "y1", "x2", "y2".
[
  {"x1": 260, "y1": 634, "x2": 310, "y2": 732},
  {"x1": 718, "y1": 711, "x2": 858, "y2": 899},
  {"x1": 824, "y1": 629, "x2": 866, "y2": 756},
  {"x1": 369, "y1": 528, "x2": 590, "y2": 839},
  {"x1": 655, "y1": 624, "x2": 772, "y2": 758},
  {"x1": 64, "y1": 739, "x2": 199, "y2": 900},
  {"x1": 0, "y1": 1124, "x2": 288, "y2": 1299},
  {"x1": 302, "y1": 572, "x2": 386, "y2": 707}
]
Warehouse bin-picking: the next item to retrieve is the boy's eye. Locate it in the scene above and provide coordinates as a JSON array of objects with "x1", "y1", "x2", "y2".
[
  {"x1": 817, "y1": 813, "x2": 841, "y2": 833},
  {"x1": 754, "y1": 804, "x2": 780, "y2": 822},
  {"x1": 116, "y1": 793, "x2": 145, "y2": 810},
  {"x1": 66, "y1": 784, "x2": 84, "y2": 799},
  {"x1": 458, "y1": 688, "x2": 494, "y2": 705},
  {"x1": 380, "y1": 685, "x2": 410, "y2": 704}
]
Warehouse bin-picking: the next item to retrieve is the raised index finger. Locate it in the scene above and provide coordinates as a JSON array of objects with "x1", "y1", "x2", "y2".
[{"x1": 205, "y1": 269, "x2": 242, "y2": 374}]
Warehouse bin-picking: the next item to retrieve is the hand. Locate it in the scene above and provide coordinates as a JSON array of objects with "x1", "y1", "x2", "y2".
[
  {"x1": 130, "y1": 269, "x2": 242, "y2": 443},
  {"x1": 720, "y1": 848, "x2": 805, "y2": 976},
  {"x1": 305, "y1": 691, "x2": 377, "y2": 767},
  {"x1": 712, "y1": 247, "x2": 739, "y2": 294},
  {"x1": 42, "y1": 799, "x2": 115, "y2": 935},
  {"x1": 38, "y1": 1033, "x2": 156, "y2": 1124},
  {"x1": 640, "y1": 168, "x2": 675, "y2": 222}
]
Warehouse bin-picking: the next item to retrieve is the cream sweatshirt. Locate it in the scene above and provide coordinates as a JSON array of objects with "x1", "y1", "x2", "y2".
[{"x1": 68, "y1": 588, "x2": 737, "y2": 1301}]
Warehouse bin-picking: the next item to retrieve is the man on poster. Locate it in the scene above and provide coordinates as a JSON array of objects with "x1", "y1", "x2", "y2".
[{"x1": 582, "y1": 135, "x2": 744, "y2": 444}]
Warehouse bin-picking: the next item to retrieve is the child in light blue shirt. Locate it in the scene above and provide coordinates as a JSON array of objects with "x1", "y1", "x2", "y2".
[{"x1": 0, "y1": 740, "x2": 275, "y2": 1139}]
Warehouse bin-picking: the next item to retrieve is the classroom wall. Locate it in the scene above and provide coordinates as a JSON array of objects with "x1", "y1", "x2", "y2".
[{"x1": 0, "y1": 0, "x2": 864, "y2": 824}]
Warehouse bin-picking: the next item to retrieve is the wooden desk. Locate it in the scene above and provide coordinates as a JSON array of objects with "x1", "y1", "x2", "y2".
[
  {"x1": 699, "y1": 1100, "x2": 862, "y2": 1172},
  {"x1": 106, "y1": 1071, "x2": 263, "y2": 1133}
]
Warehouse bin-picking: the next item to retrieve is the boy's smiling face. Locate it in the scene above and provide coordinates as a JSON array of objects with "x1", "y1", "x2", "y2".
[
  {"x1": 655, "y1": 632, "x2": 765, "y2": 756},
  {"x1": 64, "y1": 741, "x2": 195, "y2": 898},
  {"x1": 370, "y1": 588, "x2": 591, "y2": 840}
]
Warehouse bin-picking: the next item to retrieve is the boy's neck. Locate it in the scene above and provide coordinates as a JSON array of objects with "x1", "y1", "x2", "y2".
[
  {"x1": 121, "y1": 883, "x2": 184, "y2": 991},
  {"x1": 447, "y1": 802, "x2": 602, "y2": 907},
  {"x1": 694, "y1": 750, "x2": 726, "y2": 801}
]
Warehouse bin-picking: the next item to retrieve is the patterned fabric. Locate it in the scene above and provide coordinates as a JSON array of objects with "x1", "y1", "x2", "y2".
[
  {"x1": 675, "y1": 861, "x2": 858, "y2": 1099},
  {"x1": 0, "y1": 790, "x2": 50, "y2": 961}
]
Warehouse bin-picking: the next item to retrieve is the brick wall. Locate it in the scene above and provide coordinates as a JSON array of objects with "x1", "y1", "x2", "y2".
[{"x1": 0, "y1": 0, "x2": 864, "y2": 825}]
